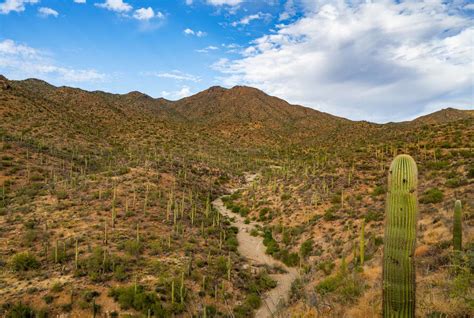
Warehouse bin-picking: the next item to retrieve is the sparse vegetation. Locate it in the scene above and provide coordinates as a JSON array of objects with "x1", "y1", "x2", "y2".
[{"x1": 0, "y1": 76, "x2": 472, "y2": 317}]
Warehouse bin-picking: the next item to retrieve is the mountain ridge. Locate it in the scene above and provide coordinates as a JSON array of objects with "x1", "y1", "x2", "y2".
[{"x1": 3, "y1": 75, "x2": 472, "y2": 127}]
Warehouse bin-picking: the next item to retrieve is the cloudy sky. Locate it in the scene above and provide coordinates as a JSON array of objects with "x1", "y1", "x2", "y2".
[{"x1": 0, "y1": 0, "x2": 472, "y2": 122}]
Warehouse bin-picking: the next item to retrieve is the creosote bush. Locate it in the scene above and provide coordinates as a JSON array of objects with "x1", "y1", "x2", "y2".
[{"x1": 10, "y1": 252, "x2": 40, "y2": 272}]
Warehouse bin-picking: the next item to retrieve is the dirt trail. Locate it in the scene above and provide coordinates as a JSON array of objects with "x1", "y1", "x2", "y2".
[{"x1": 213, "y1": 174, "x2": 299, "y2": 318}]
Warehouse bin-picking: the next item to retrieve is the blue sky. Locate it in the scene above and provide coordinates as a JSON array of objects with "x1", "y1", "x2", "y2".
[{"x1": 0, "y1": 0, "x2": 473, "y2": 122}]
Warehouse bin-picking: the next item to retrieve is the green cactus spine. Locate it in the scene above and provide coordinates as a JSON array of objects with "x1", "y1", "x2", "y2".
[
  {"x1": 453, "y1": 200, "x2": 462, "y2": 251},
  {"x1": 383, "y1": 154, "x2": 418, "y2": 318}
]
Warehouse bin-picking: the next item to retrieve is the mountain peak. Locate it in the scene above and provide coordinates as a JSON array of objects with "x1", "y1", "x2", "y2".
[{"x1": 413, "y1": 107, "x2": 473, "y2": 124}]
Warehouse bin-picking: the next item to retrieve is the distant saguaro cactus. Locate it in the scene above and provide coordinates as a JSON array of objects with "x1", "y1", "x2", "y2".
[
  {"x1": 383, "y1": 154, "x2": 418, "y2": 317},
  {"x1": 360, "y1": 220, "x2": 365, "y2": 266},
  {"x1": 453, "y1": 200, "x2": 462, "y2": 251}
]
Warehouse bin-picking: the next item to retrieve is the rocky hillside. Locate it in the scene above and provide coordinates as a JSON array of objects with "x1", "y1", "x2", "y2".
[{"x1": 0, "y1": 75, "x2": 472, "y2": 317}]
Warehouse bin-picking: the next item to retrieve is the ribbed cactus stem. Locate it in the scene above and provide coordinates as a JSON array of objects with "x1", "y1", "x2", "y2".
[
  {"x1": 112, "y1": 186, "x2": 116, "y2": 228},
  {"x1": 75, "y1": 238, "x2": 78, "y2": 270},
  {"x1": 360, "y1": 220, "x2": 365, "y2": 266},
  {"x1": 227, "y1": 253, "x2": 231, "y2": 280},
  {"x1": 143, "y1": 184, "x2": 149, "y2": 214},
  {"x1": 383, "y1": 154, "x2": 418, "y2": 317},
  {"x1": 180, "y1": 272, "x2": 185, "y2": 304},
  {"x1": 104, "y1": 222, "x2": 108, "y2": 246},
  {"x1": 205, "y1": 194, "x2": 210, "y2": 218},
  {"x1": 341, "y1": 189, "x2": 344, "y2": 208},
  {"x1": 171, "y1": 280, "x2": 175, "y2": 304},
  {"x1": 453, "y1": 200, "x2": 462, "y2": 251},
  {"x1": 54, "y1": 240, "x2": 59, "y2": 263},
  {"x1": 136, "y1": 223, "x2": 140, "y2": 243}
]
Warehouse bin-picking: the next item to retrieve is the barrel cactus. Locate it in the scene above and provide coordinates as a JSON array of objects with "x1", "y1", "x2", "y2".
[
  {"x1": 383, "y1": 154, "x2": 418, "y2": 317},
  {"x1": 453, "y1": 200, "x2": 462, "y2": 251}
]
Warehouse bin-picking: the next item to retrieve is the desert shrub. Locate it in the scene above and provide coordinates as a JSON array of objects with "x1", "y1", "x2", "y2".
[
  {"x1": 371, "y1": 185, "x2": 385, "y2": 196},
  {"x1": 225, "y1": 236, "x2": 238, "y2": 251},
  {"x1": 233, "y1": 293, "x2": 261, "y2": 317},
  {"x1": 42, "y1": 295, "x2": 54, "y2": 305},
  {"x1": 290, "y1": 278, "x2": 305, "y2": 301},
  {"x1": 420, "y1": 188, "x2": 444, "y2": 204},
  {"x1": 318, "y1": 260, "x2": 335, "y2": 275},
  {"x1": 10, "y1": 252, "x2": 40, "y2": 271},
  {"x1": 262, "y1": 229, "x2": 280, "y2": 256},
  {"x1": 445, "y1": 178, "x2": 467, "y2": 188},
  {"x1": 4, "y1": 302, "x2": 45, "y2": 318},
  {"x1": 123, "y1": 240, "x2": 143, "y2": 257},
  {"x1": 277, "y1": 249, "x2": 300, "y2": 267},
  {"x1": 214, "y1": 256, "x2": 228, "y2": 277},
  {"x1": 300, "y1": 239, "x2": 314, "y2": 259},
  {"x1": 248, "y1": 271, "x2": 277, "y2": 292},
  {"x1": 109, "y1": 285, "x2": 166, "y2": 315},
  {"x1": 324, "y1": 207, "x2": 338, "y2": 221},
  {"x1": 426, "y1": 161, "x2": 449, "y2": 170},
  {"x1": 467, "y1": 166, "x2": 474, "y2": 178},
  {"x1": 315, "y1": 264, "x2": 364, "y2": 303},
  {"x1": 239, "y1": 207, "x2": 250, "y2": 217},
  {"x1": 365, "y1": 210, "x2": 383, "y2": 223},
  {"x1": 316, "y1": 274, "x2": 343, "y2": 295}
]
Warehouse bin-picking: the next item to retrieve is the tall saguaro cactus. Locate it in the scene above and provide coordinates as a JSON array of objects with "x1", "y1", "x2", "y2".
[
  {"x1": 453, "y1": 200, "x2": 462, "y2": 251},
  {"x1": 383, "y1": 154, "x2": 418, "y2": 317}
]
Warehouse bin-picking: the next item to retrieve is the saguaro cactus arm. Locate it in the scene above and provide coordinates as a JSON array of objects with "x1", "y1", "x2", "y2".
[
  {"x1": 383, "y1": 154, "x2": 418, "y2": 317},
  {"x1": 453, "y1": 200, "x2": 462, "y2": 251}
]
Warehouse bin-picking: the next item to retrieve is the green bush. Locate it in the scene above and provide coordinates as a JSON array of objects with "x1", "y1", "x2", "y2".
[
  {"x1": 109, "y1": 285, "x2": 166, "y2": 315},
  {"x1": 123, "y1": 240, "x2": 143, "y2": 257},
  {"x1": 371, "y1": 185, "x2": 385, "y2": 196},
  {"x1": 249, "y1": 271, "x2": 277, "y2": 292},
  {"x1": 315, "y1": 266, "x2": 364, "y2": 303},
  {"x1": 316, "y1": 274, "x2": 343, "y2": 295},
  {"x1": 262, "y1": 229, "x2": 280, "y2": 256},
  {"x1": 10, "y1": 252, "x2": 40, "y2": 271},
  {"x1": 445, "y1": 178, "x2": 466, "y2": 188},
  {"x1": 318, "y1": 261, "x2": 335, "y2": 275},
  {"x1": 5, "y1": 302, "x2": 44, "y2": 318},
  {"x1": 225, "y1": 236, "x2": 238, "y2": 251},
  {"x1": 467, "y1": 166, "x2": 474, "y2": 178},
  {"x1": 426, "y1": 161, "x2": 449, "y2": 170},
  {"x1": 323, "y1": 207, "x2": 338, "y2": 221},
  {"x1": 420, "y1": 188, "x2": 444, "y2": 204},
  {"x1": 300, "y1": 239, "x2": 313, "y2": 258}
]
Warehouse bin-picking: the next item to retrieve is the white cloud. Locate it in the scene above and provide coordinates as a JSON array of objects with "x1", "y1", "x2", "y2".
[
  {"x1": 185, "y1": 0, "x2": 193, "y2": 4},
  {"x1": 161, "y1": 86, "x2": 192, "y2": 100},
  {"x1": 0, "y1": 39, "x2": 106, "y2": 83},
  {"x1": 231, "y1": 12, "x2": 271, "y2": 27},
  {"x1": 196, "y1": 45, "x2": 219, "y2": 53},
  {"x1": 73, "y1": 0, "x2": 86, "y2": 3},
  {"x1": 38, "y1": 7, "x2": 59, "y2": 17},
  {"x1": 0, "y1": 0, "x2": 38, "y2": 14},
  {"x1": 463, "y1": 3, "x2": 474, "y2": 10},
  {"x1": 206, "y1": 0, "x2": 243, "y2": 5},
  {"x1": 213, "y1": 1, "x2": 474, "y2": 122},
  {"x1": 279, "y1": 0, "x2": 296, "y2": 21},
  {"x1": 183, "y1": 28, "x2": 207, "y2": 37},
  {"x1": 95, "y1": 0, "x2": 132, "y2": 12},
  {"x1": 133, "y1": 7, "x2": 163, "y2": 21},
  {"x1": 143, "y1": 70, "x2": 201, "y2": 82}
]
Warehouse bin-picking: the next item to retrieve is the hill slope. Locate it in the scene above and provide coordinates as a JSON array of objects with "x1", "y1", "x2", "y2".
[{"x1": 0, "y1": 75, "x2": 472, "y2": 317}]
